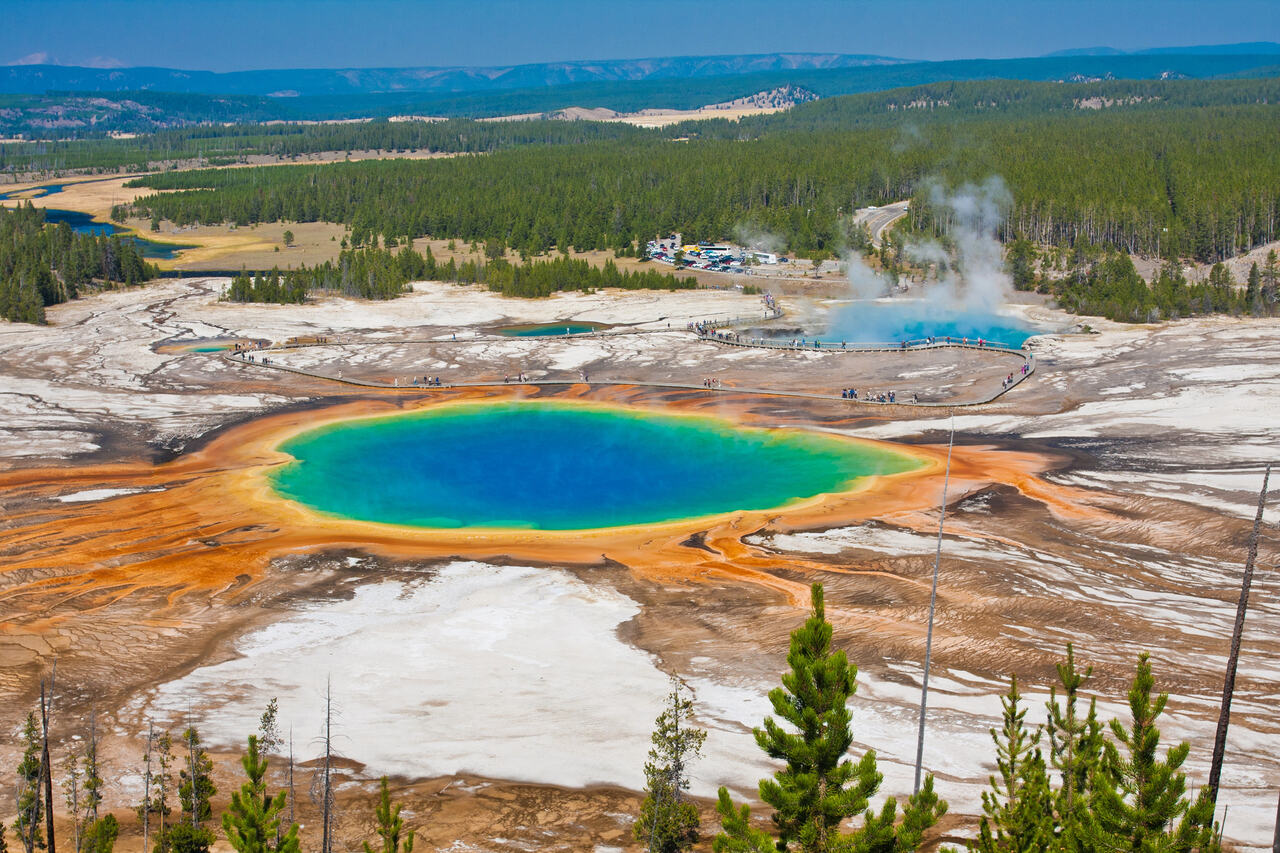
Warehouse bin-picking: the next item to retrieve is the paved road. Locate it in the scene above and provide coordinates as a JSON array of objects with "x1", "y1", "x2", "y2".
[{"x1": 852, "y1": 200, "x2": 911, "y2": 247}]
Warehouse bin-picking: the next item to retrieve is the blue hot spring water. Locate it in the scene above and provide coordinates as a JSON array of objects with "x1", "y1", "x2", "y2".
[
  {"x1": 497, "y1": 322, "x2": 607, "y2": 337},
  {"x1": 822, "y1": 300, "x2": 1038, "y2": 348},
  {"x1": 269, "y1": 402, "x2": 923, "y2": 530}
]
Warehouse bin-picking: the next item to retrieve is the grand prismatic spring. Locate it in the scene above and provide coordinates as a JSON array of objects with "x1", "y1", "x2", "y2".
[
  {"x1": 1, "y1": 278, "x2": 1277, "y2": 851},
  {"x1": 269, "y1": 401, "x2": 924, "y2": 530}
]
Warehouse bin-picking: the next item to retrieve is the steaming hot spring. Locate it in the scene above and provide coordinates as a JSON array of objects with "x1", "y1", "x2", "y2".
[{"x1": 745, "y1": 297, "x2": 1050, "y2": 348}]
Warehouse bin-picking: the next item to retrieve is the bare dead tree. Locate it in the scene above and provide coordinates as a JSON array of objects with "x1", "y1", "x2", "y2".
[
  {"x1": 323, "y1": 682, "x2": 333, "y2": 853},
  {"x1": 85, "y1": 706, "x2": 98, "y2": 827},
  {"x1": 142, "y1": 722, "x2": 154, "y2": 853},
  {"x1": 1207, "y1": 463, "x2": 1272, "y2": 806},
  {"x1": 1272, "y1": 788, "x2": 1278, "y2": 853},
  {"x1": 288, "y1": 727, "x2": 296, "y2": 829},
  {"x1": 39, "y1": 664, "x2": 57, "y2": 853},
  {"x1": 63, "y1": 753, "x2": 80, "y2": 853},
  {"x1": 913, "y1": 418, "x2": 955, "y2": 795},
  {"x1": 309, "y1": 680, "x2": 336, "y2": 853},
  {"x1": 187, "y1": 705, "x2": 198, "y2": 830}
]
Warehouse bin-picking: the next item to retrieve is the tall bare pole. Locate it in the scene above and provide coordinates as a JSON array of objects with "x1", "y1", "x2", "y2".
[
  {"x1": 913, "y1": 418, "x2": 955, "y2": 795},
  {"x1": 143, "y1": 723, "x2": 154, "y2": 853},
  {"x1": 1271, "y1": 788, "x2": 1279, "y2": 853},
  {"x1": 40, "y1": 663, "x2": 56, "y2": 853},
  {"x1": 187, "y1": 705, "x2": 199, "y2": 829},
  {"x1": 1207, "y1": 463, "x2": 1271, "y2": 806},
  {"x1": 288, "y1": 727, "x2": 295, "y2": 828},
  {"x1": 322, "y1": 679, "x2": 333, "y2": 853}
]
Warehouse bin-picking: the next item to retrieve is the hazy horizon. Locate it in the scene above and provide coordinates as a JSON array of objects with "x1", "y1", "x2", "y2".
[{"x1": 5, "y1": 0, "x2": 1279, "y2": 73}]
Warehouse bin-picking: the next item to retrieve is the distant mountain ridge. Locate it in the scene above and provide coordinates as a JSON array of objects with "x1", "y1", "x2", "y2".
[
  {"x1": 0, "y1": 53, "x2": 908, "y2": 97},
  {"x1": 3, "y1": 48, "x2": 1279, "y2": 138},
  {"x1": 1045, "y1": 41, "x2": 1280, "y2": 57}
]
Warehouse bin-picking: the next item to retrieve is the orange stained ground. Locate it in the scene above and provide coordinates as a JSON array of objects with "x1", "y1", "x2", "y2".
[{"x1": 0, "y1": 386, "x2": 1106, "y2": 622}]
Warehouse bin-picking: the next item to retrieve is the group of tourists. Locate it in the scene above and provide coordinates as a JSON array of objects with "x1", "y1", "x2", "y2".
[
  {"x1": 415, "y1": 376, "x2": 444, "y2": 386},
  {"x1": 841, "y1": 388, "x2": 902, "y2": 403},
  {"x1": 1001, "y1": 362, "x2": 1031, "y2": 390}
]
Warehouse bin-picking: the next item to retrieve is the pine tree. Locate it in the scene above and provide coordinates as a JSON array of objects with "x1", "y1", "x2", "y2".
[
  {"x1": 80, "y1": 816, "x2": 117, "y2": 853},
  {"x1": 716, "y1": 583, "x2": 946, "y2": 853},
  {"x1": 1246, "y1": 263, "x2": 1262, "y2": 312},
  {"x1": 179, "y1": 726, "x2": 216, "y2": 826},
  {"x1": 63, "y1": 753, "x2": 83, "y2": 853},
  {"x1": 1045, "y1": 645, "x2": 1104, "y2": 851},
  {"x1": 973, "y1": 676, "x2": 1054, "y2": 852},
  {"x1": 13, "y1": 711, "x2": 45, "y2": 853},
  {"x1": 363, "y1": 777, "x2": 414, "y2": 853},
  {"x1": 222, "y1": 736, "x2": 301, "y2": 853},
  {"x1": 635, "y1": 679, "x2": 707, "y2": 853},
  {"x1": 713, "y1": 791, "x2": 775, "y2": 853},
  {"x1": 1262, "y1": 249, "x2": 1279, "y2": 302},
  {"x1": 83, "y1": 708, "x2": 104, "y2": 828},
  {"x1": 146, "y1": 732, "x2": 174, "y2": 853},
  {"x1": 259, "y1": 700, "x2": 283, "y2": 756},
  {"x1": 162, "y1": 725, "x2": 217, "y2": 853},
  {"x1": 164, "y1": 823, "x2": 214, "y2": 853},
  {"x1": 1083, "y1": 653, "x2": 1219, "y2": 852}
]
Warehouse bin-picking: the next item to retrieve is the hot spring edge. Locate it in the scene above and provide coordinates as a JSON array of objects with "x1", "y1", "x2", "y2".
[{"x1": 267, "y1": 401, "x2": 925, "y2": 531}]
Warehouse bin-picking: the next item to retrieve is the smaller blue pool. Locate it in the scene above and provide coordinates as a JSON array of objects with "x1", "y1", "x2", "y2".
[
  {"x1": 775, "y1": 300, "x2": 1042, "y2": 348},
  {"x1": 497, "y1": 322, "x2": 607, "y2": 337}
]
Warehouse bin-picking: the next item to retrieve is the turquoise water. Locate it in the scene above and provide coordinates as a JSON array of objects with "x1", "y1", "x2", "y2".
[
  {"x1": 824, "y1": 300, "x2": 1038, "y2": 348},
  {"x1": 0, "y1": 183, "x2": 66, "y2": 201},
  {"x1": 44, "y1": 209, "x2": 197, "y2": 260},
  {"x1": 1, "y1": 183, "x2": 190, "y2": 258},
  {"x1": 270, "y1": 402, "x2": 921, "y2": 530},
  {"x1": 497, "y1": 322, "x2": 606, "y2": 337},
  {"x1": 191, "y1": 345, "x2": 233, "y2": 352},
  {"x1": 39, "y1": 209, "x2": 195, "y2": 260}
]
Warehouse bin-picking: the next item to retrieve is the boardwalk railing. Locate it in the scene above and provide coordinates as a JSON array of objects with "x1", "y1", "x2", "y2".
[
  {"x1": 697, "y1": 328, "x2": 1024, "y2": 354},
  {"x1": 222, "y1": 343, "x2": 1035, "y2": 408},
  {"x1": 687, "y1": 307, "x2": 783, "y2": 332},
  {"x1": 221, "y1": 299, "x2": 1035, "y2": 408}
]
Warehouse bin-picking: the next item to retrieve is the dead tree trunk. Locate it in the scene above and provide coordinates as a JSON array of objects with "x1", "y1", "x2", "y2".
[
  {"x1": 143, "y1": 723, "x2": 154, "y2": 853},
  {"x1": 40, "y1": 668, "x2": 56, "y2": 853},
  {"x1": 321, "y1": 682, "x2": 333, "y2": 853},
  {"x1": 913, "y1": 420, "x2": 955, "y2": 795},
  {"x1": 1271, "y1": 788, "x2": 1279, "y2": 853},
  {"x1": 288, "y1": 728, "x2": 295, "y2": 829},
  {"x1": 1207, "y1": 463, "x2": 1272, "y2": 806}
]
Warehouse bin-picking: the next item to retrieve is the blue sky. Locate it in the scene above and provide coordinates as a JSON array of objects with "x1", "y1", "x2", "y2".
[{"x1": 4, "y1": 0, "x2": 1278, "y2": 70}]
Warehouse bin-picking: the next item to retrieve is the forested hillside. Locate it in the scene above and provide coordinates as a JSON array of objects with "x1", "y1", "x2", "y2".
[
  {"x1": 120, "y1": 99, "x2": 1280, "y2": 264},
  {"x1": 8, "y1": 77, "x2": 1275, "y2": 176},
  {"x1": 676, "y1": 77, "x2": 1280, "y2": 135},
  {"x1": 226, "y1": 249, "x2": 697, "y2": 304},
  {"x1": 0, "y1": 117, "x2": 647, "y2": 174},
  {"x1": 0, "y1": 202, "x2": 156, "y2": 323}
]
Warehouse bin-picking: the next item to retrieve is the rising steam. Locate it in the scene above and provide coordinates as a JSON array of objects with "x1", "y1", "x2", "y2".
[
  {"x1": 732, "y1": 224, "x2": 786, "y2": 255},
  {"x1": 826, "y1": 176, "x2": 1017, "y2": 341}
]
